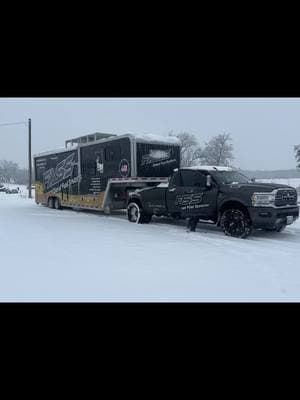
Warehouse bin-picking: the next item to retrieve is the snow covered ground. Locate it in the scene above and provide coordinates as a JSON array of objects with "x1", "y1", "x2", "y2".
[{"x1": 1, "y1": 184, "x2": 300, "y2": 302}]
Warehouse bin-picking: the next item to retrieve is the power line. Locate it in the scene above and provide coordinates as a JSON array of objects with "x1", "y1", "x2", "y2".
[{"x1": 0, "y1": 121, "x2": 27, "y2": 127}]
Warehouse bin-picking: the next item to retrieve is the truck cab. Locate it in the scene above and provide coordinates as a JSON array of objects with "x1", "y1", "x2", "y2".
[{"x1": 127, "y1": 166, "x2": 299, "y2": 238}]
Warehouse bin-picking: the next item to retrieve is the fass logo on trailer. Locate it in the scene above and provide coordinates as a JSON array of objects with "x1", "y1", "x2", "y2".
[
  {"x1": 44, "y1": 153, "x2": 77, "y2": 191},
  {"x1": 141, "y1": 149, "x2": 172, "y2": 166},
  {"x1": 119, "y1": 159, "x2": 130, "y2": 177}
]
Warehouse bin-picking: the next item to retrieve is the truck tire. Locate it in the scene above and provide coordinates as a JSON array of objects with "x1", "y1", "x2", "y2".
[
  {"x1": 48, "y1": 197, "x2": 55, "y2": 209},
  {"x1": 127, "y1": 202, "x2": 152, "y2": 224},
  {"x1": 220, "y1": 208, "x2": 252, "y2": 239}
]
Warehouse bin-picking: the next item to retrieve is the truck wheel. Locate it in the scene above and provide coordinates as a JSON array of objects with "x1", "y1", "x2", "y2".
[
  {"x1": 220, "y1": 208, "x2": 252, "y2": 239},
  {"x1": 48, "y1": 197, "x2": 55, "y2": 209},
  {"x1": 54, "y1": 197, "x2": 61, "y2": 210},
  {"x1": 128, "y1": 202, "x2": 142, "y2": 223},
  {"x1": 127, "y1": 202, "x2": 151, "y2": 224}
]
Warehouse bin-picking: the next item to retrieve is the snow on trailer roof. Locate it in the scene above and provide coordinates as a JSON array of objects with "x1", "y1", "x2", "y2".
[
  {"x1": 131, "y1": 133, "x2": 180, "y2": 145},
  {"x1": 68, "y1": 133, "x2": 180, "y2": 148},
  {"x1": 34, "y1": 145, "x2": 78, "y2": 159},
  {"x1": 184, "y1": 166, "x2": 234, "y2": 171},
  {"x1": 72, "y1": 132, "x2": 180, "y2": 145}
]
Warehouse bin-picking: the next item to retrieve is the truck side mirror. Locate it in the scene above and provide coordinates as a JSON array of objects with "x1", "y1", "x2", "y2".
[
  {"x1": 206, "y1": 175, "x2": 212, "y2": 188},
  {"x1": 251, "y1": 177, "x2": 255, "y2": 182}
]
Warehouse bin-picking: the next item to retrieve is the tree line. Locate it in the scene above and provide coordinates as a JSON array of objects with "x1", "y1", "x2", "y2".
[
  {"x1": 173, "y1": 132, "x2": 300, "y2": 171},
  {"x1": 0, "y1": 160, "x2": 29, "y2": 185},
  {"x1": 169, "y1": 132, "x2": 234, "y2": 167}
]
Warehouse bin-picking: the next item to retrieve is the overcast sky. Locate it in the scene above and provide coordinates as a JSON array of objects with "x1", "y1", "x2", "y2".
[{"x1": 0, "y1": 98, "x2": 299, "y2": 170}]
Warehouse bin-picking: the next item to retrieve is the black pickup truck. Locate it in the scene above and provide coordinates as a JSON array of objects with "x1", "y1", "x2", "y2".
[{"x1": 127, "y1": 166, "x2": 299, "y2": 238}]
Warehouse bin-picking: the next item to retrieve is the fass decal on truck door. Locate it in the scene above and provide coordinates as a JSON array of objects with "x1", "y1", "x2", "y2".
[{"x1": 175, "y1": 192, "x2": 210, "y2": 210}]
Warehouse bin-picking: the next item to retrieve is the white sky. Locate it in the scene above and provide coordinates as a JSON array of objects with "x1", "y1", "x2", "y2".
[{"x1": 0, "y1": 97, "x2": 299, "y2": 170}]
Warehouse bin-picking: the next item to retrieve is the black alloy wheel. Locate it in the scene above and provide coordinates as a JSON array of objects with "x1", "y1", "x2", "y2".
[{"x1": 220, "y1": 208, "x2": 252, "y2": 239}]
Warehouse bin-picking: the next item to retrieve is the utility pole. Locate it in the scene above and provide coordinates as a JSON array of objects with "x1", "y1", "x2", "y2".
[{"x1": 28, "y1": 118, "x2": 32, "y2": 199}]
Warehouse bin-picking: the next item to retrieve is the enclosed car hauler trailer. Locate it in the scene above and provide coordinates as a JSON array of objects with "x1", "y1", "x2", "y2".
[{"x1": 34, "y1": 132, "x2": 181, "y2": 213}]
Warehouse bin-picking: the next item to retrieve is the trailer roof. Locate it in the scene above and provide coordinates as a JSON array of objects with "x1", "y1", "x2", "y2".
[
  {"x1": 33, "y1": 133, "x2": 180, "y2": 158},
  {"x1": 77, "y1": 133, "x2": 181, "y2": 149},
  {"x1": 65, "y1": 132, "x2": 116, "y2": 147}
]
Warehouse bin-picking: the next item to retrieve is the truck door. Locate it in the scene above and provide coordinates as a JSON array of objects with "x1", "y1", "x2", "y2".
[
  {"x1": 166, "y1": 170, "x2": 185, "y2": 216},
  {"x1": 174, "y1": 170, "x2": 217, "y2": 219}
]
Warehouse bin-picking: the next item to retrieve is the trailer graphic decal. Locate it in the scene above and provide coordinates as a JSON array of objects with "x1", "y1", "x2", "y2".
[
  {"x1": 44, "y1": 153, "x2": 77, "y2": 191},
  {"x1": 52, "y1": 175, "x2": 81, "y2": 194},
  {"x1": 141, "y1": 149, "x2": 176, "y2": 167}
]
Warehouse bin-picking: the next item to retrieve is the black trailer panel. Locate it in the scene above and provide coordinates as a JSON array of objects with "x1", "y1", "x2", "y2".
[
  {"x1": 35, "y1": 149, "x2": 79, "y2": 197},
  {"x1": 79, "y1": 137, "x2": 131, "y2": 195},
  {"x1": 136, "y1": 142, "x2": 180, "y2": 177}
]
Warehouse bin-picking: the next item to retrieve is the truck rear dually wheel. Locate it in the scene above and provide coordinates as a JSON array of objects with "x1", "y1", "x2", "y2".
[
  {"x1": 127, "y1": 202, "x2": 152, "y2": 224},
  {"x1": 220, "y1": 208, "x2": 252, "y2": 239}
]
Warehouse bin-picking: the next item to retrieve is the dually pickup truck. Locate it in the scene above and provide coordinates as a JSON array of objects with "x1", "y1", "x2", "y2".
[{"x1": 127, "y1": 166, "x2": 299, "y2": 238}]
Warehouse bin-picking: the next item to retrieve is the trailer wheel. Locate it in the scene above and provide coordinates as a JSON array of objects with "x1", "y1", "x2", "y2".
[
  {"x1": 54, "y1": 197, "x2": 61, "y2": 210},
  {"x1": 127, "y1": 202, "x2": 152, "y2": 224},
  {"x1": 48, "y1": 197, "x2": 55, "y2": 209}
]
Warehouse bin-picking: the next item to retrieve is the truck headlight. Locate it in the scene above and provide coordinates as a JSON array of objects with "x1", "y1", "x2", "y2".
[{"x1": 251, "y1": 192, "x2": 276, "y2": 207}]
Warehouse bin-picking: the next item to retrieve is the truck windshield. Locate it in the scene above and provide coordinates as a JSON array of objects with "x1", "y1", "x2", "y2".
[{"x1": 215, "y1": 171, "x2": 251, "y2": 184}]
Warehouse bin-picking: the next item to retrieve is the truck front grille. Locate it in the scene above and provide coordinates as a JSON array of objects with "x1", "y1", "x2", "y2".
[{"x1": 275, "y1": 188, "x2": 297, "y2": 207}]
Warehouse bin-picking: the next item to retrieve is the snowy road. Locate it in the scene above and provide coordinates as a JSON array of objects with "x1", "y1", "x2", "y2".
[{"x1": 1, "y1": 189, "x2": 300, "y2": 301}]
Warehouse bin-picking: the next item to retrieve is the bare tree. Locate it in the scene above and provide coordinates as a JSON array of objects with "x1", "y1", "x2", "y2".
[
  {"x1": 295, "y1": 145, "x2": 300, "y2": 169},
  {"x1": 169, "y1": 131, "x2": 203, "y2": 167},
  {"x1": 0, "y1": 159, "x2": 29, "y2": 184},
  {"x1": 202, "y1": 133, "x2": 234, "y2": 166}
]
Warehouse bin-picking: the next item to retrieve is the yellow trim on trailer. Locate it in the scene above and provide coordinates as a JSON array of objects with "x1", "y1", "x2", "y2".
[{"x1": 35, "y1": 181, "x2": 105, "y2": 209}]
